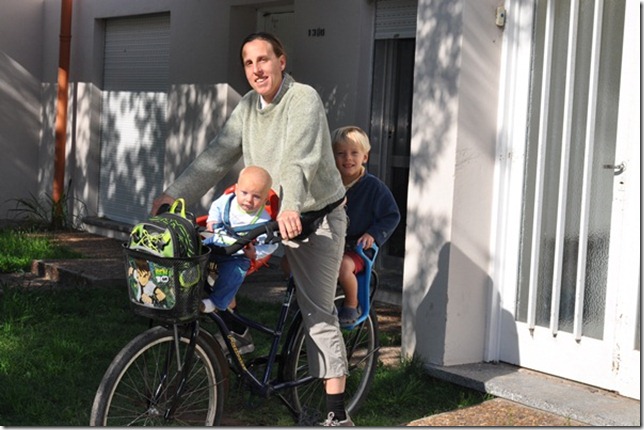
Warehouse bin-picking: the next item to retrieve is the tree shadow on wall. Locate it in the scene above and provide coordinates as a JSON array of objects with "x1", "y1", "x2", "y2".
[{"x1": 91, "y1": 84, "x2": 243, "y2": 224}]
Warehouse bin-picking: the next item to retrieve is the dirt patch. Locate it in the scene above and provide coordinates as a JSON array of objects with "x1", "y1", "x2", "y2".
[
  {"x1": 373, "y1": 302, "x2": 402, "y2": 367},
  {"x1": 407, "y1": 398, "x2": 586, "y2": 426}
]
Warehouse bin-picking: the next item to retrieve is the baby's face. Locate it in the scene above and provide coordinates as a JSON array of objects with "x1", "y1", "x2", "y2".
[{"x1": 236, "y1": 174, "x2": 269, "y2": 213}]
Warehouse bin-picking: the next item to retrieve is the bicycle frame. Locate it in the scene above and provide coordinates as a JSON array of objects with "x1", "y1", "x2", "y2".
[
  {"x1": 93, "y1": 205, "x2": 381, "y2": 426},
  {"x1": 164, "y1": 273, "x2": 317, "y2": 418},
  {"x1": 204, "y1": 243, "x2": 381, "y2": 392},
  {"x1": 146, "y1": 210, "x2": 383, "y2": 420}
]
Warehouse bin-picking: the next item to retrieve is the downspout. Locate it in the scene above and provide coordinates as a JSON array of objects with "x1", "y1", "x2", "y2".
[{"x1": 52, "y1": 0, "x2": 72, "y2": 228}]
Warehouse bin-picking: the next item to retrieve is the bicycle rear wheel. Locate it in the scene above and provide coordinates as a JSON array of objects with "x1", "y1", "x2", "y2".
[
  {"x1": 283, "y1": 296, "x2": 379, "y2": 424},
  {"x1": 90, "y1": 325, "x2": 226, "y2": 426}
]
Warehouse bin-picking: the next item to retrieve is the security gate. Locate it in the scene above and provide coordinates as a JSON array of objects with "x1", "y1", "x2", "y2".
[{"x1": 494, "y1": 0, "x2": 640, "y2": 399}]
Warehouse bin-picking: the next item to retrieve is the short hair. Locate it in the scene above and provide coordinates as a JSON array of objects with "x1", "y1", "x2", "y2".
[
  {"x1": 331, "y1": 126, "x2": 371, "y2": 153},
  {"x1": 134, "y1": 259, "x2": 150, "y2": 272},
  {"x1": 240, "y1": 32, "x2": 287, "y2": 66},
  {"x1": 239, "y1": 165, "x2": 273, "y2": 190}
]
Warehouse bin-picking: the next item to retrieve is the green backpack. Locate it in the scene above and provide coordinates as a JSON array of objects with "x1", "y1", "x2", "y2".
[{"x1": 128, "y1": 198, "x2": 202, "y2": 258}]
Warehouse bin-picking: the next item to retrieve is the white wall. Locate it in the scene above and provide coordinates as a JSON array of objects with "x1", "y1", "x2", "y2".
[
  {"x1": 294, "y1": 0, "x2": 375, "y2": 130},
  {"x1": 402, "y1": 0, "x2": 503, "y2": 365},
  {"x1": 0, "y1": 0, "x2": 45, "y2": 219}
]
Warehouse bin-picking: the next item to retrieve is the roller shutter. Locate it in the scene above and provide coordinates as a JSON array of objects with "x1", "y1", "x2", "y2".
[
  {"x1": 99, "y1": 13, "x2": 170, "y2": 224},
  {"x1": 375, "y1": 0, "x2": 418, "y2": 39}
]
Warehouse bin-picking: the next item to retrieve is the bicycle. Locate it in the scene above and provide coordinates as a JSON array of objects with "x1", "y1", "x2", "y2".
[{"x1": 90, "y1": 219, "x2": 381, "y2": 426}]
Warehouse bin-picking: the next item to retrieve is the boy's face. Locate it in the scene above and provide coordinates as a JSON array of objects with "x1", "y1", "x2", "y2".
[
  {"x1": 333, "y1": 138, "x2": 369, "y2": 182},
  {"x1": 236, "y1": 173, "x2": 269, "y2": 213},
  {"x1": 138, "y1": 269, "x2": 151, "y2": 285}
]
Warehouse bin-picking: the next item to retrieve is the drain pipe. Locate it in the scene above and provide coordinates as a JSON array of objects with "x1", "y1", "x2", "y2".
[{"x1": 53, "y1": 0, "x2": 72, "y2": 227}]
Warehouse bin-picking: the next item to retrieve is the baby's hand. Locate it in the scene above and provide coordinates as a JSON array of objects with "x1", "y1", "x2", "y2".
[
  {"x1": 206, "y1": 222, "x2": 215, "y2": 232},
  {"x1": 243, "y1": 242, "x2": 257, "y2": 260}
]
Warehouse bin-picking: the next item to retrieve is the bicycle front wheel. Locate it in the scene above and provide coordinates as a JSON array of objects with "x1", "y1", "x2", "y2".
[
  {"x1": 284, "y1": 296, "x2": 379, "y2": 423},
  {"x1": 90, "y1": 325, "x2": 226, "y2": 426}
]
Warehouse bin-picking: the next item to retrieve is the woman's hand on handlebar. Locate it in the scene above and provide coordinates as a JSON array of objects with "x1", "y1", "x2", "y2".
[
  {"x1": 151, "y1": 193, "x2": 176, "y2": 216},
  {"x1": 276, "y1": 210, "x2": 302, "y2": 240}
]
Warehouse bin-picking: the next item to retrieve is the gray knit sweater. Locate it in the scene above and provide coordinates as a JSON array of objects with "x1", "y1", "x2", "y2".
[{"x1": 166, "y1": 74, "x2": 344, "y2": 214}]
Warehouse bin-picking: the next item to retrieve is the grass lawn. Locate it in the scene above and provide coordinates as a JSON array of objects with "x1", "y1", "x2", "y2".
[
  {"x1": 0, "y1": 283, "x2": 487, "y2": 426},
  {"x1": 0, "y1": 227, "x2": 488, "y2": 426},
  {"x1": 0, "y1": 285, "x2": 149, "y2": 425},
  {"x1": 0, "y1": 228, "x2": 82, "y2": 273}
]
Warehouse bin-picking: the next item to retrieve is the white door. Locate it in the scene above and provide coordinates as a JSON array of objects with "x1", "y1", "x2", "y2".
[
  {"x1": 257, "y1": 7, "x2": 296, "y2": 75},
  {"x1": 493, "y1": 0, "x2": 640, "y2": 399}
]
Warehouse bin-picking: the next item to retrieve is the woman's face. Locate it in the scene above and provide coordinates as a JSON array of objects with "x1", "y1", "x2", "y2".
[{"x1": 241, "y1": 38, "x2": 286, "y2": 104}]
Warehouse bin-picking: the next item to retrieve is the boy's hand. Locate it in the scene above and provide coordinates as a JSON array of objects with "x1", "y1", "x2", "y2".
[{"x1": 357, "y1": 233, "x2": 375, "y2": 250}]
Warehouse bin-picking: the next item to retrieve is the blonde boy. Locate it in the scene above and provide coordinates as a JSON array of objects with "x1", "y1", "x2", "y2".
[{"x1": 331, "y1": 126, "x2": 401, "y2": 325}]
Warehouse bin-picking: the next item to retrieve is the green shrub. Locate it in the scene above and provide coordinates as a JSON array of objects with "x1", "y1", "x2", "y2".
[{"x1": 6, "y1": 180, "x2": 86, "y2": 230}]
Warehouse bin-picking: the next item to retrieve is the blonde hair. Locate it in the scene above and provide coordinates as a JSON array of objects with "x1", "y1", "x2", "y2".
[{"x1": 331, "y1": 126, "x2": 371, "y2": 153}]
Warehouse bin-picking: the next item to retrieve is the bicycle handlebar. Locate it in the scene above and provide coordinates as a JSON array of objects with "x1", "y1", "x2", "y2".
[
  {"x1": 157, "y1": 202, "x2": 342, "y2": 257},
  {"x1": 156, "y1": 202, "x2": 281, "y2": 256},
  {"x1": 205, "y1": 220, "x2": 281, "y2": 256}
]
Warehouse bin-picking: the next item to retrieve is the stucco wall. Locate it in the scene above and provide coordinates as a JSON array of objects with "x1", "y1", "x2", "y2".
[
  {"x1": 294, "y1": 0, "x2": 375, "y2": 130},
  {"x1": 402, "y1": 0, "x2": 503, "y2": 366},
  {"x1": 0, "y1": 0, "x2": 44, "y2": 219}
]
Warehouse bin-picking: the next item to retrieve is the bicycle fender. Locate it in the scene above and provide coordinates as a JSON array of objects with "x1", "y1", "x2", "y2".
[{"x1": 278, "y1": 310, "x2": 304, "y2": 380}]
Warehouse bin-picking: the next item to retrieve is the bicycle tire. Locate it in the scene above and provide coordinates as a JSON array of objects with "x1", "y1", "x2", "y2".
[
  {"x1": 283, "y1": 295, "x2": 379, "y2": 424},
  {"x1": 90, "y1": 325, "x2": 226, "y2": 426}
]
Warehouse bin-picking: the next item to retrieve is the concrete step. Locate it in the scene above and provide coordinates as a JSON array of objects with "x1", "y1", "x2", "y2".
[{"x1": 30, "y1": 258, "x2": 124, "y2": 288}]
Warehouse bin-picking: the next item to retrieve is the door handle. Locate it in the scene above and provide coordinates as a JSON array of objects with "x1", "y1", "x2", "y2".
[{"x1": 603, "y1": 162, "x2": 625, "y2": 175}]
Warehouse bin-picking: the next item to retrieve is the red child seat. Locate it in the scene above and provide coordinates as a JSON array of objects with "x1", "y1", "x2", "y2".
[{"x1": 196, "y1": 184, "x2": 280, "y2": 276}]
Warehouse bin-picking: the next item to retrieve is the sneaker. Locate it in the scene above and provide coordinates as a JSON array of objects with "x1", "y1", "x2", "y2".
[
  {"x1": 321, "y1": 412, "x2": 354, "y2": 426},
  {"x1": 199, "y1": 298, "x2": 216, "y2": 313},
  {"x1": 205, "y1": 260, "x2": 218, "y2": 287},
  {"x1": 214, "y1": 328, "x2": 255, "y2": 355},
  {"x1": 206, "y1": 272, "x2": 217, "y2": 287},
  {"x1": 338, "y1": 306, "x2": 360, "y2": 326}
]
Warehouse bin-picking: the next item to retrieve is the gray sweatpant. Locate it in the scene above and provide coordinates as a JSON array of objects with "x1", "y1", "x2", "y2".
[{"x1": 284, "y1": 204, "x2": 348, "y2": 379}]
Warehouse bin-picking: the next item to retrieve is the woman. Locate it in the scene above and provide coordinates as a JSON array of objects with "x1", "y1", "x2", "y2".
[{"x1": 152, "y1": 32, "x2": 353, "y2": 426}]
